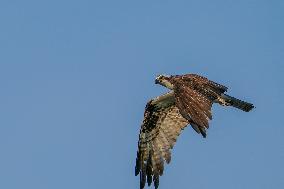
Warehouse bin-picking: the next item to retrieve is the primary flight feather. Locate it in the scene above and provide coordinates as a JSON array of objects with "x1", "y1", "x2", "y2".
[{"x1": 135, "y1": 74, "x2": 254, "y2": 189}]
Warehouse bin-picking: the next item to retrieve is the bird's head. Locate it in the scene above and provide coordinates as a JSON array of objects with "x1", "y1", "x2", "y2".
[{"x1": 155, "y1": 74, "x2": 174, "y2": 90}]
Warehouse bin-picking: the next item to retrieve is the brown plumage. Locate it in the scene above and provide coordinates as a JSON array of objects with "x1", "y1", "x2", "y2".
[{"x1": 135, "y1": 74, "x2": 254, "y2": 189}]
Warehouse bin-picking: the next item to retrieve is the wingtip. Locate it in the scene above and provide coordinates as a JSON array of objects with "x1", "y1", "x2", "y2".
[
  {"x1": 135, "y1": 168, "x2": 139, "y2": 176},
  {"x1": 200, "y1": 127, "x2": 207, "y2": 138},
  {"x1": 135, "y1": 157, "x2": 140, "y2": 176},
  {"x1": 153, "y1": 175, "x2": 159, "y2": 189}
]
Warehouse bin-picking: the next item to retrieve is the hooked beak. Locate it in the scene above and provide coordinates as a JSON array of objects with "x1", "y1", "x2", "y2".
[{"x1": 155, "y1": 79, "x2": 159, "y2": 84}]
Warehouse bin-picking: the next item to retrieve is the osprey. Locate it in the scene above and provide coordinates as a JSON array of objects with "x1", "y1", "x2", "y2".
[{"x1": 135, "y1": 74, "x2": 254, "y2": 189}]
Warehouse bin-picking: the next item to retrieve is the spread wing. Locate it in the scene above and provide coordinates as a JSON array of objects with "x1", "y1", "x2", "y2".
[
  {"x1": 135, "y1": 92, "x2": 189, "y2": 189},
  {"x1": 171, "y1": 74, "x2": 228, "y2": 137}
]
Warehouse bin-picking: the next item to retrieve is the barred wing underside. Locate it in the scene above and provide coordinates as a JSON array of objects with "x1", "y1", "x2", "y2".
[{"x1": 135, "y1": 92, "x2": 189, "y2": 189}]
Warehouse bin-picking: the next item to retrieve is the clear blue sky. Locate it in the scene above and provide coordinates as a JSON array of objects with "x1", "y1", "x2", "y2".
[{"x1": 0, "y1": 0, "x2": 283, "y2": 189}]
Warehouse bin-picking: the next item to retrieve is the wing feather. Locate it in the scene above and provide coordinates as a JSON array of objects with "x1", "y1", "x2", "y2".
[
  {"x1": 174, "y1": 84, "x2": 211, "y2": 129},
  {"x1": 136, "y1": 92, "x2": 189, "y2": 189},
  {"x1": 170, "y1": 74, "x2": 228, "y2": 135},
  {"x1": 182, "y1": 74, "x2": 228, "y2": 94}
]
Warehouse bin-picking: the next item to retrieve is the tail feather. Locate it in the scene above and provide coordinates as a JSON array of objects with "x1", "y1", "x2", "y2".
[{"x1": 221, "y1": 94, "x2": 254, "y2": 112}]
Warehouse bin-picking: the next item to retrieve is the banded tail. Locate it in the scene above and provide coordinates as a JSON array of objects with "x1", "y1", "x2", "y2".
[{"x1": 221, "y1": 94, "x2": 254, "y2": 112}]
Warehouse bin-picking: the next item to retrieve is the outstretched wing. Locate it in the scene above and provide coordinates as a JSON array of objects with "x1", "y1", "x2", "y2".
[
  {"x1": 135, "y1": 92, "x2": 189, "y2": 189},
  {"x1": 171, "y1": 74, "x2": 228, "y2": 137}
]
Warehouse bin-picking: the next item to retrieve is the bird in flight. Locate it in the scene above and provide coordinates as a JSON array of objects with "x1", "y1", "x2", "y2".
[{"x1": 135, "y1": 74, "x2": 254, "y2": 189}]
